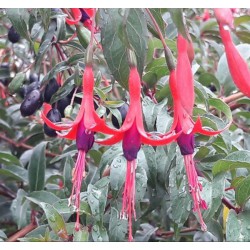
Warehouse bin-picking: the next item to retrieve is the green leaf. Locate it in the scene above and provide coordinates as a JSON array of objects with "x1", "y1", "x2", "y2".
[
  {"x1": 142, "y1": 96, "x2": 168, "y2": 131},
  {"x1": 30, "y1": 22, "x2": 44, "y2": 40},
  {"x1": 168, "y1": 9, "x2": 188, "y2": 40},
  {"x1": 231, "y1": 176, "x2": 245, "y2": 189},
  {"x1": 135, "y1": 164, "x2": 148, "y2": 202},
  {"x1": 28, "y1": 141, "x2": 47, "y2": 192},
  {"x1": 0, "y1": 165, "x2": 28, "y2": 182},
  {"x1": 226, "y1": 210, "x2": 250, "y2": 241},
  {"x1": 49, "y1": 78, "x2": 75, "y2": 104},
  {"x1": 92, "y1": 223, "x2": 109, "y2": 242},
  {"x1": 50, "y1": 147, "x2": 77, "y2": 164},
  {"x1": 109, "y1": 207, "x2": 127, "y2": 241},
  {"x1": 55, "y1": 15, "x2": 66, "y2": 41},
  {"x1": 8, "y1": 72, "x2": 25, "y2": 94},
  {"x1": 143, "y1": 58, "x2": 169, "y2": 87},
  {"x1": 0, "y1": 152, "x2": 22, "y2": 166},
  {"x1": 134, "y1": 223, "x2": 158, "y2": 242},
  {"x1": 53, "y1": 199, "x2": 91, "y2": 216},
  {"x1": 169, "y1": 154, "x2": 192, "y2": 227},
  {"x1": 110, "y1": 156, "x2": 126, "y2": 195},
  {"x1": 98, "y1": 145, "x2": 123, "y2": 176},
  {"x1": 142, "y1": 145, "x2": 157, "y2": 188},
  {"x1": 73, "y1": 227, "x2": 89, "y2": 242},
  {"x1": 235, "y1": 175, "x2": 250, "y2": 207},
  {"x1": 39, "y1": 202, "x2": 68, "y2": 240},
  {"x1": 236, "y1": 31, "x2": 250, "y2": 43},
  {"x1": 27, "y1": 191, "x2": 60, "y2": 205},
  {"x1": 213, "y1": 150, "x2": 250, "y2": 176},
  {"x1": 63, "y1": 156, "x2": 74, "y2": 196},
  {"x1": 208, "y1": 97, "x2": 232, "y2": 121},
  {"x1": 35, "y1": 19, "x2": 57, "y2": 70},
  {"x1": 10, "y1": 189, "x2": 29, "y2": 229},
  {"x1": 198, "y1": 72, "x2": 220, "y2": 92},
  {"x1": 6, "y1": 8, "x2": 31, "y2": 42},
  {"x1": 234, "y1": 15, "x2": 250, "y2": 27},
  {"x1": 38, "y1": 9, "x2": 51, "y2": 32},
  {"x1": 201, "y1": 174, "x2": 225, "y2": 221},
  {"x1": 100, "y1": 8, "x2": 148, "y2": 89},
  {"x1": 87, "y1": 177, "x2": 110, "y2": 222}
]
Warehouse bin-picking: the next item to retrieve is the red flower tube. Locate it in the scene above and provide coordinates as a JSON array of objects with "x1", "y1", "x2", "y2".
[
  {"x1": 214, "y1": 8, "x2": 234, "y2": 29},
  {"x1": 217, "y1": 25, "x2": 250, "y2": 98},
  {"x1": 169, "y1": 34, "x2": 231, "y2": 136}
]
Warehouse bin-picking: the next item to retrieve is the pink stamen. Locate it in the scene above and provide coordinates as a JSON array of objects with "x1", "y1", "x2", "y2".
[
  {"x1": 69, "y1": 150, "x2": 86, "y2": 231},
  {"x1": 121, "y1": 159, "x2": 137, "y2": 242},
  {"x1": 184, "y1": 154, "x2": 207, "y2": 231}
]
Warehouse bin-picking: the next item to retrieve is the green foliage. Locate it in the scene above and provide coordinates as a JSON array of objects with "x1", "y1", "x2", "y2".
[{"x1": 0, "y1": 7, "x2": 250, "y2": 242}]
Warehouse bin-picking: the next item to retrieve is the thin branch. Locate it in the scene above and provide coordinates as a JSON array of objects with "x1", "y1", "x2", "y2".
[
  {"x1": 0, "y1": 183, "x2": 16, "y2": 199},
  {"x1": 156, "y1": 227, "x2": 198, "y2": 238},
  {"x1": 222, "y1": 92, "x2": 245, "y2": 104},
  {"x1": 0, "y1": 133, "x2": 58, "y2": 158},
  {"x1": 54, "y1": 43, "x2": 73, "y2": 75},
  {"x1": 6, "y1": 223, "x2": 37, "y2": 242},
  {"x1": 232, "y1": 120, "x2": 250, "y2": 133},
  {"x1": 222, "y1": 197, "x2": 241, "y2": 214}
]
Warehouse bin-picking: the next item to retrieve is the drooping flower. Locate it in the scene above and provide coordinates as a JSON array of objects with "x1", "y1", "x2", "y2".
[
  {"x1": 41, "y1": 65, "x2": 118, "y2": 231},
  {"x1": 97, "y1": 66, "x2": 180, "y2": 241},
  {"x1": 215, "y1": 10, "x2": 250, "y2": 98},
  {"x1": 168, "y1": 34, "x2": 231, "y2": 231},
  {"x1": 214, "y1": 8, "x2": 234, "y2": 29},
  {"x1": 65, "y1": 8, "x2": 94, "y2": 31},
  {"x1": 42, "y1": 102, "x2": 94, "y2": 231}
]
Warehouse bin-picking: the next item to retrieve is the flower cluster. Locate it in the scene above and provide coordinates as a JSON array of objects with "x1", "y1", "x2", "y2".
[{"x1": 40, "y1": 9, "x2": 241, "y2": 241}]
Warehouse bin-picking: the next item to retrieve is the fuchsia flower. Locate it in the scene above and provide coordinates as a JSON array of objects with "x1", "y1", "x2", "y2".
[
  {"x1": 65, "y1": 8, "x2": 94, "y2": 31},
  {"x1": 214, "y1": 8, "x2": 234, "y2": 29},
  {"x1": 97, "y1": 66, "x2": 180, "y2": 241},
  {"x1": 41, "y1": 65, "x2": 118, "y2": 231},
  {"x1": 215, "y1": 9, "x2": 250, "y2": 98},
  {"x1": 169, "y1": 34, "x2": 229, "y2": 136},
  {"x1": 168, "y1": 34, "x2": 231, "y2": 231}
]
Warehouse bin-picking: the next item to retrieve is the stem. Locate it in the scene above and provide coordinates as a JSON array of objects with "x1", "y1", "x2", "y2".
[
  {"x1": 54, "y1": 43, "x2": 73, "y2": 75},
  {"x1": 222, "y1": 197, "x2": 241, "y2": 214},
  {"x1": 7, "y1": 223, "x2": 37, "y2": 242},
  {"x1": 85, "y1": 8, "x2": 96, "y2": 66},
  {"x1": 222, "y1": 92, "x2": 245, "y2": 104},
  {"x1": 145, "y1": 8, "x2": 175, "y2": 71},
  {"x1": 0, "y1": 133, "x2": 58, "y2": 158},
  {"x1": 0, "y1": 183, "x2": 16, "y2": 199},
  {"x1": 156, "y1": 227, "x2": 198, "y2": 238},
  {"x1": 232, "y1": 119, "x2": 250, "y2": 133}
]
